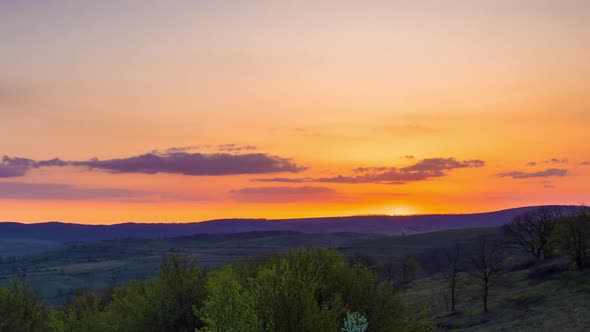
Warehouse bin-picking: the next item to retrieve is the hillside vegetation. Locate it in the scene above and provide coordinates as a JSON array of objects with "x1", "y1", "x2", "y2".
[{"x1": 0, "y1": 206, "x2": 588, "y2": 331}]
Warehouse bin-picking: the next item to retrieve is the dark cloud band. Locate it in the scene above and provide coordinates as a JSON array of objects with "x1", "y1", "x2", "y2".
[
  {"x1": 0, "y1": 151, "x2": 305, "y2": 178},
  {"x1": 496, "y1": 168, "x2": 568, "y2": 179},
  {"x1": 252, "y1": 157, "x2": 485, "y2": 185},
  {"x1": 231, "y1": 186, "x2": 337, "y2": 203},
  {"x1": 0, "y1": 182, "x2": 146, "y2": 200}
]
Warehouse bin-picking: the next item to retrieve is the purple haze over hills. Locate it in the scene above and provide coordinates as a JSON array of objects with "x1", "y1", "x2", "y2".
[{"x1": 0, "y1": 206, "x2": 572, "y2": 243}]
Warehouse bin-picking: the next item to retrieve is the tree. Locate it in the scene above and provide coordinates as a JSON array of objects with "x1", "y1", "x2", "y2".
[
  {"x1": 198, "y1": 265, "x2": 260, "y2": 332},
  {"x1": 503, "y1": 206, "x2": 563, "y2": 260},
  {"x1": 470, "y1": 236, "x2": 505, "y2": 313},
  {"x1": 399, "y1": 256, "x2": 421, "y2": 284},
  {"x1": 341, "y1": 312, "x2": 368, "y2": 332},
  {"x1": 442, "y1": 243, "x2": 461, "y2": 312},
  {"x1": 54, "y1": 254, "x2": 208, "y2": 332},
  {"x1": 553, "y1": 206, "x2": 590, "y2": 269},
  {"x1": 0, "y1": 279, "x2": 49, "y2": 332},
  {"x1": 251, "y1": 249, "x2": 347, "y2": 332}
]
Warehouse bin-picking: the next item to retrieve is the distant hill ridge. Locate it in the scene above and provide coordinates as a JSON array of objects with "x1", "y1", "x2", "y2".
[{"x1": 0, "y1": 206, "x2": 573, "y2": 243}]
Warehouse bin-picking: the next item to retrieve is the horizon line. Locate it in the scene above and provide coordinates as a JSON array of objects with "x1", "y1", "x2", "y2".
[{"x1": 0, "y1": 204, "x2": 577, "y2": 226}]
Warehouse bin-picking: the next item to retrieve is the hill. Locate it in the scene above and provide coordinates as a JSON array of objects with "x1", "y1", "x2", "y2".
[{"x1": 0, "y1": 206, "x2": 567, "y2": 243}]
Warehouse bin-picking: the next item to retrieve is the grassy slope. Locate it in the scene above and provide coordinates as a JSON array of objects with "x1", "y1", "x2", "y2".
[
  {"x1": 338, "y1": 227, "x2": 501, "y2": 264},
  {"x1": 408, "y1": 263, "x2": 590, "y2": 331},
  {"x1": 340, "y1": 227, "x2": 589, "y2": 331}
]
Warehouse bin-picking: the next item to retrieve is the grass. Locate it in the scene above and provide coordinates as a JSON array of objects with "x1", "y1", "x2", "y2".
[
  {"x1": 339, "y1": 227, "x2": 501, "y2": 263},
  {"x1": 407, "y1": 260, "x2": 590, "y2": 331}
]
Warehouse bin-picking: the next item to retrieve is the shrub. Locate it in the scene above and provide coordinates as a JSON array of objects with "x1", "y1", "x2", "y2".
[{"x1": 342, "y1": 312, "x2": 369, "y2": 332}]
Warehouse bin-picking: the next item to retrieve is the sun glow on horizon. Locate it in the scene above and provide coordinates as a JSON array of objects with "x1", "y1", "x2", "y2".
[{"x1": 385, "y1": 206, "x2": 419, "y2": 216}]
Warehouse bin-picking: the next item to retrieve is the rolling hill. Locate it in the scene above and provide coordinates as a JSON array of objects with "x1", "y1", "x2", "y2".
[{"x1": 0, "y1": 206, "x2": 566, "y2": 243}]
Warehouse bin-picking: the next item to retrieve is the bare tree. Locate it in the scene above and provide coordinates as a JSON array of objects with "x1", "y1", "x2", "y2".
[
  {"x1": 470, "y1": 236, "x2": 505, "y2": 313},
  {"x1": 443, "y1": 243, "x2": 461, "y2": 312},
  {"x1": 553, "y1": 206, "x2": 590, "y2": 269},
  {"x1": 503, "y1": 206, "x2": 563, "y2": 260}
]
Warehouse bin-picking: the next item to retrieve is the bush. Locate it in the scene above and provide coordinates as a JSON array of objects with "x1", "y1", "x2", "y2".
[{"x1": 342, "y1": 312, "x2": 369, "y2": 332}]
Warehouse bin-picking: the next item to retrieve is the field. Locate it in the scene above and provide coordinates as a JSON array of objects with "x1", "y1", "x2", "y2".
[
  {"x1": 0, "y1": 231, "x2": 382, "y2": 304},
  {"x1": 1, "y1": 228, "x2": 504, "y2": 305},
  {"x1": 0, "y1": 238, "x2": 63, "y2": 257}
]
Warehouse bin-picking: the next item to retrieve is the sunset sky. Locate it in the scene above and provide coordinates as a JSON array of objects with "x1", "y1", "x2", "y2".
[{"x1": 1, "y1": 1, "x2": 589, "y2": 224}]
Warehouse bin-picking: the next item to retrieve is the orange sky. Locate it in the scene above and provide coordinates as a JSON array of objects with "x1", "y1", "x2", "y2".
[{"x1": 1, "y1": 1, "x2": 589, "y2": 224}]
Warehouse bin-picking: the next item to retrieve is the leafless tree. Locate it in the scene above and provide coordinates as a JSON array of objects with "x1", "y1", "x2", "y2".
[
  {"x1": 443, "y1": 243, "x2": 461, "y2": 312},
  {"x1": 470, "y1": 236, "x2": 505, "y2": 313},
  {"x1": 503, "y1": 206, "x2": 563, "y2": 260}
]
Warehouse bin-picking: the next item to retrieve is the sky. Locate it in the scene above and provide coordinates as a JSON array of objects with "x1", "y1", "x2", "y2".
[{"x1": 1, "y1": 1, "x2": 589, "y2": 224}]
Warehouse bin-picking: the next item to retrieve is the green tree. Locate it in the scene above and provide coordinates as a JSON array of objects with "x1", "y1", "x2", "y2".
[
  {"x1": 252, "y1": 249, "x2": 346, "y2": 332},
  {"x1": 50, "y1": 254, "x2": 206, "y2": 332},
  {"x1": 0, "y1": 279, "x2": 49, "y2": 332},
  {"x1": 552, "y1": 207, "x2": 590, "y2": 269},
  {"x1": 198, "y1": 265, "x2": 260, "y2": 332},
  {"x1": 399, "y1": 256, "x2": 421, "y2": 283},
  {"x1": 108, "y1": 254, "x2": 206, "y2": 332}
]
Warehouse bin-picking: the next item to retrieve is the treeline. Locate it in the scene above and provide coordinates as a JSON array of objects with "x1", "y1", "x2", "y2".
[
  {"x1": 0, "y1": 249, "x2": 434, "y2": 332},
  {"x1": 503, "y1": 206, "x2": 590, "y2": 268}
]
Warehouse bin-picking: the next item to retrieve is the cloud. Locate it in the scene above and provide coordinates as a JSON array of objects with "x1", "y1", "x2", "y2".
[
  {"x1": 0, "y1": 165, "x2": 28, "y2": 178},
  {"x1": 216, "y1": 144, "x2": 257, "y2": 152},
  {"x1": 231, "y1": 186, "x2": 338, "y2": 203},
  {"x1": 0, "y1": 182, "x2": 147, "y2": 200},
  {"x1": 579, "y1": 161, "x2": 590, "y2": 166},
  {"x1": 252, "y1": 157, "x2": 485, "y2": 185},
  {"x1": 0, "y1": 156, "x2": 67, "y2": 178},
  {"x1": 544, "y1": 158, "x2": 568, "y2": 164},
  {"x1": 164, "y1": 144, "x2": 256, "y2": 153},
  {"x1": 251, "y1": 177, "x2": 310, "y2": 183},
  {"x1": 496, "y1": 168, "x2": 568, "y2": 179},
  {"x1": 525, "y1": 158, "x2": 568, "y2": 167},
  {"x1": 72, "y1": 152, "x2": 305, "y2": 176},
  {"x1": 1, "y1": 150, "x2": 304, "y2": 177},
  {"x1": 544, "y1": 184, "x2": 556, "y2": 189}
]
